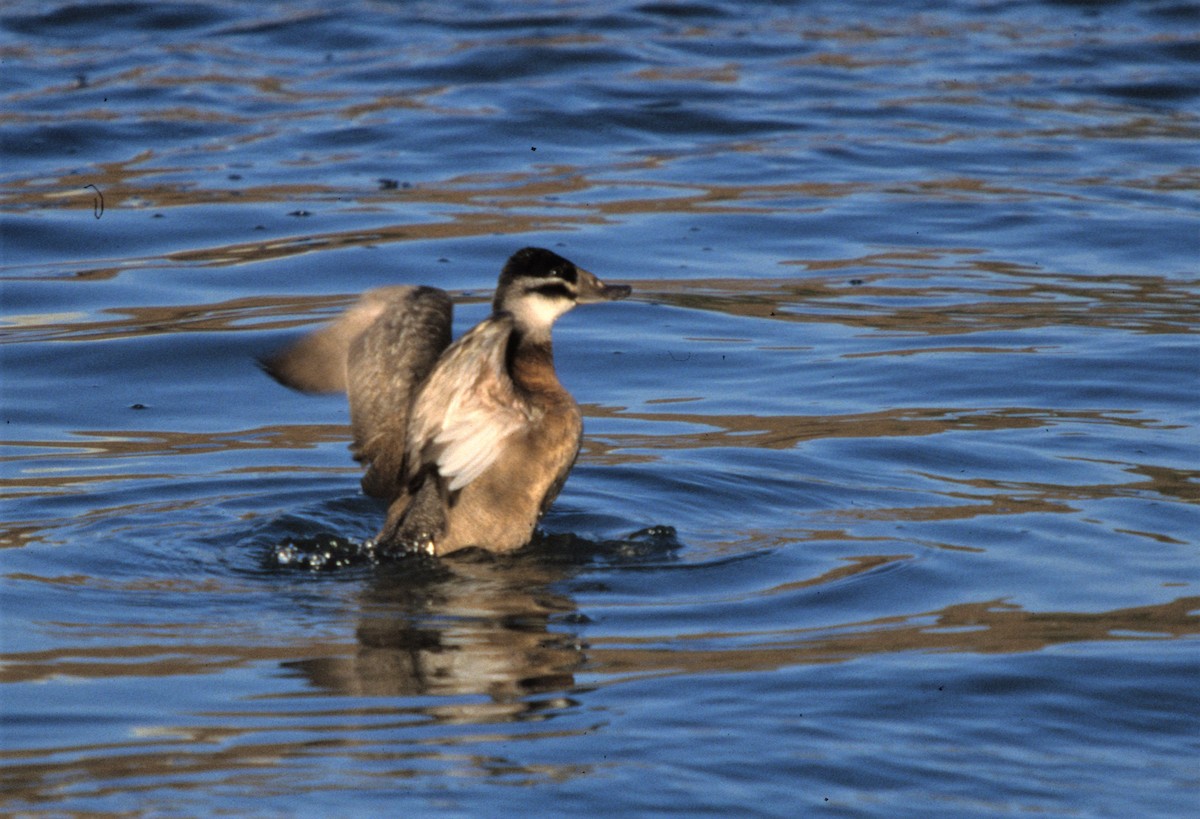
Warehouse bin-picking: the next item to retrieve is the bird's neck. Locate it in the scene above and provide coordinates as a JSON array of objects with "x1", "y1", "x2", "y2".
[{"x1": 506, "y1": 327, "x2": 562, "y2": 396}]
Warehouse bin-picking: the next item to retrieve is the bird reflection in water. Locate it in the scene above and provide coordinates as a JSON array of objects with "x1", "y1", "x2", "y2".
[{"x1": 278, "y1": 528, "x2": 678, "y2": 713}]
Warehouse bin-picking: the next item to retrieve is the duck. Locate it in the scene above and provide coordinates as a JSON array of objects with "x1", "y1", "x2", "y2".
[{"x1": 262, "y1": 247, "x2": 631, "y2": 557}]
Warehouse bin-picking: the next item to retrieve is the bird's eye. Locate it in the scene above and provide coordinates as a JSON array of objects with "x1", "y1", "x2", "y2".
[{"x1": 550, "y1": 264, "x2": 577, "y2": 284}]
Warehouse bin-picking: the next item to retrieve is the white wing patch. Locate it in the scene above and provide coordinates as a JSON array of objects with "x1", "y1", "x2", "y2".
[
  {"x1": 406, "y1": 318, "x2": 534, "y2": 492},
  {"x1": 432, "y1": 384, "x2": 526, "y2": 491}
]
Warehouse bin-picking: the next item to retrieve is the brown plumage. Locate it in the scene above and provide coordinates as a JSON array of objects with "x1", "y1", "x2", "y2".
[{"x1": 261, "y1": 247, "x2": 630, "y2": 557}]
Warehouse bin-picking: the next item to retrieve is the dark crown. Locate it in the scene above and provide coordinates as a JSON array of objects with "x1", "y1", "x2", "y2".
[{"x1": 494, "y1": 247, "x2": 578, "y2": 310}]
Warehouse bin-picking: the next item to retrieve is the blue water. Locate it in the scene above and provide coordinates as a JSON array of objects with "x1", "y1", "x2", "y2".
[{"x1": 2, "y1": 1, "x2": 1198, "y2": 815}]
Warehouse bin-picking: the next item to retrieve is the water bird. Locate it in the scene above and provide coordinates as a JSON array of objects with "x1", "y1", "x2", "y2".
[{"x1": 262, "y1": 247, "x2": 631, "y2": 557}]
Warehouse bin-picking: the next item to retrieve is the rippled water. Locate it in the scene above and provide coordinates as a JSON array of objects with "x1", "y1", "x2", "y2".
[{"x1": 2, "y1": 1, "x2": 1199, "y2": 815}]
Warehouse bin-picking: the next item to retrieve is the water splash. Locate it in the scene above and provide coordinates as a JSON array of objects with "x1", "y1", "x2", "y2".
[
  {"x1": 265, "y1": 524, "x2": 682, "y2": 572},
  {"x1": 267, "y1": 533, "x2": 380, "y2": 571}
]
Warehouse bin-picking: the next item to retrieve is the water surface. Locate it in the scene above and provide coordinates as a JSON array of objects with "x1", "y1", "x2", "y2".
[{"x1": 2, "y1": 1, "x2": 1199, "y2": 815}]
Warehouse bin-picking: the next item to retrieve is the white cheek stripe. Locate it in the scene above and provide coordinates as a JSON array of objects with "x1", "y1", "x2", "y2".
[{"x1": 511, "y1": 292, "x2": 573, "y2": 331}]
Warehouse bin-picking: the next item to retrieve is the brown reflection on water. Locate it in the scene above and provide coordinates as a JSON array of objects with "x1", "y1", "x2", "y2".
[
  {"x1": 6, "y1": 588, "x2": 1194, "y2": 688},
  {"x1": 583, "y1": 404, "x2": 1191, "y2": 526},
  {"x1": 2, "y1": 295, "x2": 355, "y2": 343},
  {"x1": 287, "y1": 553, "x2": 583, "y2": 705},
  {"x1": 7, "y1": 254, "x2": 1195, "y2": 348},
  {"x1": 640, "y1": 263, "x2": 1200, "y2": 336},
  {"x1": 1124, "y1": 463, "x2": 1200, "y2": 505},
  {"x1": 1, "y1": 424, "x2": 353, "y2": 547},
  {"x1": 880, "y1": 463, "x2": 1200, "y2": 523},
  {"x1": 588, "y1": 594, "x2": 1200, "y2": 682},
  {"x1": 0, "y1": 707, "x2": 591, "y2": 810},
  {"x1": 2, "y1": 424, "x2": 349, "y2": 463},
  {"x1": 5, "y1": 560, "x2": 1195, "y2": 692},
  {"x1": 3, "y1": 549, "x2": 1194, "y2": 802},
  {"x1": 2, "y1": 150, "x2": 861, "y2": 224},
  {"x1": 0, "y1": 552, "x2": 592, "y2": 803},
  {"x1": 3, "y1": 157, "x2": 867, "y2": 282},
  {"x1": 585, "y1": 404, "x2": 1159, "y2": 456},
  {"x1": 0, "y1": 633, "x2": 346, "y2": 685},
  {"x1": 1, "y1": 551, "x2": 582, "y2": 698}
]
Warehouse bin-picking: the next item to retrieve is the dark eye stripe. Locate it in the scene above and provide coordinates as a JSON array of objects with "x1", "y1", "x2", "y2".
[
  {"x1": 553, "y1": 265, "x2": 578, "y2": 284},
  {"x1": 528, "y1": 282, "x2": 574, "y2": 300}
]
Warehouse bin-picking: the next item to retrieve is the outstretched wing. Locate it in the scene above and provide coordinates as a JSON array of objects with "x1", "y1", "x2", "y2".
[
  {"x1": 260, "y1": 286, "x2": 425, "y2": 394},
  {"x1": 345, "y1": 287, "x2": 452, "y2": 499},
  {"x1": 262, "y1": 285, "x2": 453, "y2": 500},
  {"x1": 406, "y1": 316, "x2": 534, "y2": 492}
]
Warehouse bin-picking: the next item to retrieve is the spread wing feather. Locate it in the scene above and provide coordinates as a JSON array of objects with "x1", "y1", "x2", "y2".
[
  {"x1": 345, "y1": 287, "x2": 453, "y2": 498},
  {"x1": 406, "y1": 317, "x2": 533, "y2": 492},
  {"x1": 260, "y1": 289, "x2": 402, "y2": 394},
  {"x1": 262, "y1": 285, "x2": 454, "y2": 500}
]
